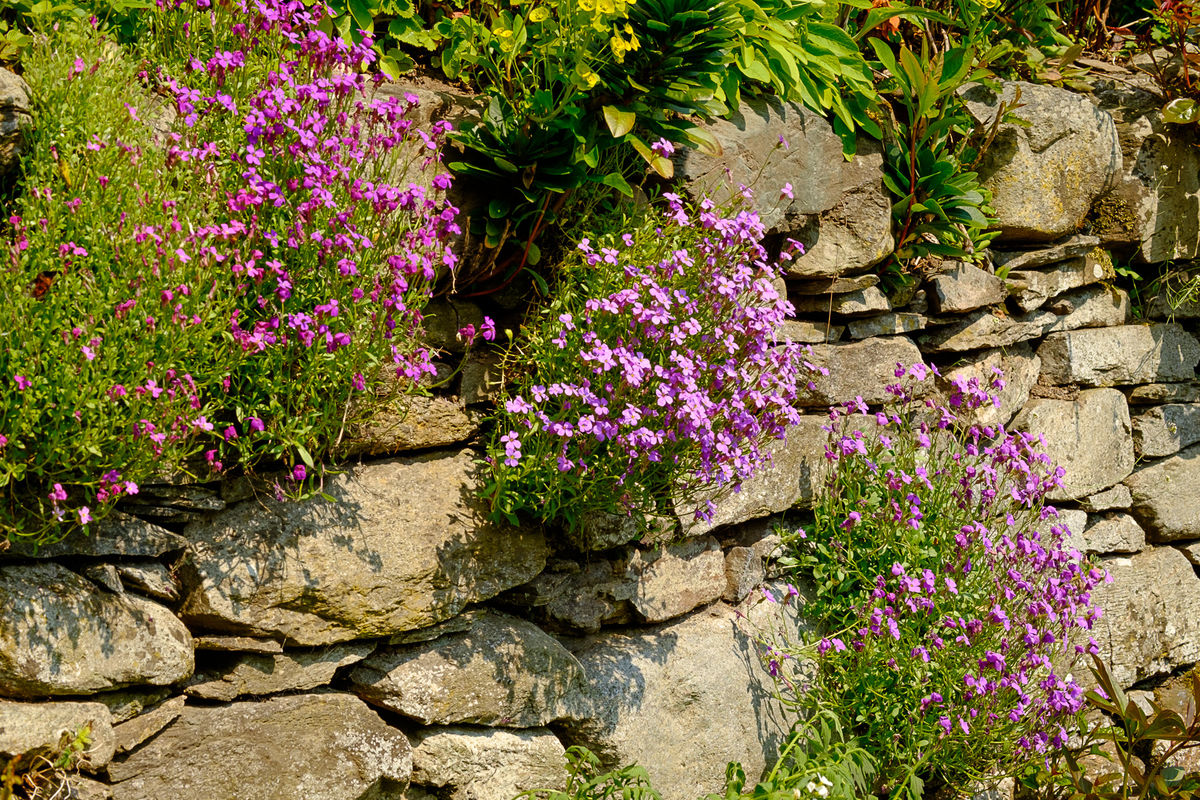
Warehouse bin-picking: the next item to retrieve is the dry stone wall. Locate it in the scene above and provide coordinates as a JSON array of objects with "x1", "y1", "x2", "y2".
[{"x1": 3, "y1": 73, "x2": 1200, "y2": 800}]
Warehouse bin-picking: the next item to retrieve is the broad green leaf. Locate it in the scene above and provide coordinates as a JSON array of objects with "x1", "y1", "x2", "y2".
[
  {"x1": 1164, "y1": 98, "x2": 1198, "y2": 125},
  {"x1": 602, "y1": 105, "x2": 637, "y2": 138},
  {"x1": 684, "y1": 126, "x2": 723, "y2": 156},
  {"x1": 601, "y1": 172, "x2": 634, "y2": 197}
]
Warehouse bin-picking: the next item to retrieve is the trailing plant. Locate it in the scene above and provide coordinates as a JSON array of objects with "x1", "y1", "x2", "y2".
[
  {"x1": 484, "y1": 192, "x2": 819, "y2": 535},
  {"x1": 1, "y1": 0, "x2": 459, "y2": 545},
  {"x1": 770, "y1": 364, "x2": 1107, "y2": 799}
]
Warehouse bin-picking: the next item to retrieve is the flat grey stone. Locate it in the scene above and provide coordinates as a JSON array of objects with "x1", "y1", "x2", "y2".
[
  {"x1": 560, "y1": 595, "x2": 807, "y2": 798},
  {"x1": 961, "y1": 82, "x2": 1121, "y2": 242},
  {"x1": 112, "y1": 696, "x2": 185, "y2": 756},
  {"x1": 920, "y1": 285, "x2": 1128, "y2": 353},
  {"x1": 1091, "y1": 548, "x2": 1200, "y2": 687},
  {"x1": 1132, "y1": 403, "x2": 1200, "y2": 458},
  {"x1": 1037, "y1": 324, "x2": 1200, "y2": 386},
  {"x1": 792, "y1": 286, "x2": 891, "y2": 317},
  {"x1": 340, "y1": 394, "x2": 480, "y2": 457},
  {"x1": 678, "y1": 416, "x2": 830, "y2": 531},
  {"x1": 2, "y1": 513, "x2": 188, "y2": 560},
  {"x1": 0, "y1": 563, "x2": 193, "y2": 697},
  {"x1": 928, "y1": 262, "x2": 1007, "y2": 313},
  {"x1": 1125, "y1": 443, "x2": 1200, "y2": 541},
  {"x1": 105, "y1": 693, "x2": 410, "y2": 800},
  {"x1": 777, "y1": 320, "x2": 843, "y2": 343},
  {"x1": 723, "y1": 546, "x2": 765, "y2": 603},
  {"x1": 185, "y1": 642, "x2": 373, "y2": 702},
  {"x1": 500, "y1": 555, "x2": 638, "y2": 634},
  {"x1": 1006, "y1": 253, "x2": 1114, "y2": 313},
  {"x1": 115, "y1": 562, "x2": 180, "y2": 603},
  {"x1": 1079, "y1": 513, "x2": 1146, "y2": 554},
  {"x1": 93, "y1": 689, "x2": 173, "y2": 725},
  {"x1": 847, "y1": 312, "x2": 927, "y2": 340},
  {"x1": 788, "y1": 274, "x2": 879, "y2": 295},
  {"x1": 801, "y1": 337, "x2": 928, "y2": 406},
  {"x1": 675, "y1": 99, "x2": 893, "y2": 276},
  {"x1": 409, "y1": 726, "x2": 566, "y2": 800},
  {"x1": 350, "y1": 611, "x2": 589, "y2": 727},
  {"x1": 1078, "y1": 484, "x2": 1133, "y2": 512},
  {"x1": 1127, "y1": 382, "x2": 1200, "y2": 404},
  {"x1": 193, "y1": 636, "x2": 283, "y2": 654},
  {"x1": 991, "y1": 236, "x2": 1103, "y2": 271},
  {"x1": 179, "y1": 450, "x2": 548, "y2": 645},
  {"x1": 0, "y1": 699, "x2": 115, "y2": 771},
  {"x1": 1011, "y1": 388, "x2": 1134, "y2": 501},
  {"x1": 628, "y1": 537, "x2": 726, "y2": 623}
]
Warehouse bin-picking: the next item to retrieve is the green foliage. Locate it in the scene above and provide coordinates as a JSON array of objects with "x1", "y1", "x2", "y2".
[
  {"x1": 1023, "y1": 658, "x2": 1200, "y2": 799},
  {"x1": 314, "y1": 0, "x2": 441, "y2": 77},
  {"x1": 516, "y1": 746, "x2": 663, "y2": 800},
  {"x1": 0, "y1": 0, "x2": 151, "y2": 64},
  {"x1": 702, "y1": 713, "x2": 878, "y2": 800},
  {"x1": 0, "y1": 723, "x2": 93, "y2": 800},
  {"x1": 435, "y1": 0, "x2": 888, "y2": 288},
  {"x1": 769, "y1": 369, "x2": 1105, "y2": 799},
  {"x1": 723, "y1": 0, "x2": 882, "y2": 153},
  {"x1": 870, "y1": 38, "x2": 998, "y2": 272}
]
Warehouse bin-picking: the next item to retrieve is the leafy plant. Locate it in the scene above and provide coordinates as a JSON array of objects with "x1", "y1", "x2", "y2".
[
  {"x1": 0, "y1": 0, "x2": 151, "y2": 64},
  {"x1": 517, "y1": 746, "x2": 663, "y2": 800},
  {"x1": 703, "y1": 711, "x2": 878, "y2": 800},
  {"x1": 485, "y1": 192, "x2": 818, "y2": 536},
  {"x1": 772, "y1": 365, "x2": 1107, "y2": 799},
  {"x1": 1022, "y1": 657, "x2": 1200, "y2": 799},
  {"x1": 0, "y1": 723, "x2": 93, "y2": 800},
  {"x1": 869, "y1": 38, "x2": 999, "y2": 275}
]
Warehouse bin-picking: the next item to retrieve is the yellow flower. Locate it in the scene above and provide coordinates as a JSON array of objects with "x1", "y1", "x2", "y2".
[
  {"x1": 529, "y1": 6, "x2": 550, "y2": 21},
  {"x1": 597, "y1": 0, "x2": 614, "y2": 12},
  {"x1": 610, "y1": 35, "x2": 627, "y2": 61},
  {"x1": 579, "y1": 0, "x2": 594, "y2": 10},
  {"x1": 580, "y1": 69, "x2": 599, "y2": 88}
]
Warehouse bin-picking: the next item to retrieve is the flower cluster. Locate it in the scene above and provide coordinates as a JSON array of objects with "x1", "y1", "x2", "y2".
[
  {"x1": 487, "y1": 193, "x2": 820, "y2": 534},
  {"x1": 773, "y1": 364, "x2": 1107, "y2": 795},
  {"x1": 1, "y1": 0, "x2": 457, "y2": 543}
]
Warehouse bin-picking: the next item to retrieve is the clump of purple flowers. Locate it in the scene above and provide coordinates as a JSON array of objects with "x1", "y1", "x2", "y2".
[
  {"x1": 486, "y1": 193, "x2": 821, "y2": 534},
  {"x1": 771, "y1": 363, "x2": 1107, "y2": 797},
  {"x1": 1, "y1": 0, "x2": 457, "y2": 543}
]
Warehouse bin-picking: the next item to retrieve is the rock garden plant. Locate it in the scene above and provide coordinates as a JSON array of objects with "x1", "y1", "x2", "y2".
[
  {"x1": 763, "y1": 365, "x2": 1109, "y2": 799},
  {"x1": 484, "y1": 190, "x2": 821, "y2": 536},
  {"x1": 0, "y1": 0, "x2": 459, "y2": 545}
]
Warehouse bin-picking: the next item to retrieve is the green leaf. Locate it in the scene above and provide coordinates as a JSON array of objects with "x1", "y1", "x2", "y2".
[
  {"x1": 602, "y1": 105, "x2": 637, "y2": 138},
  {"x1": 601, "y1": 172, "x2": 634, "y2": 197},
  {"x1": 295, "y1": 444, "x2": 315, "y2": 469},
  {"x1": 1164, "y1": 98, "x2": 1199, "y2": 125},
  {"x1": 345, "y1": 0, "x2": 376, "y2": 32},
  {"x1": 684, "y1": 126, "x2": 722, "y2": 156}
]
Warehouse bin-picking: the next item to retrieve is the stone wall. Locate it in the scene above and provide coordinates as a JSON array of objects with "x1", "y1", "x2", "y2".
[{"x1": 3, "y1": 72, "x2": 1200, "y2": 800}]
